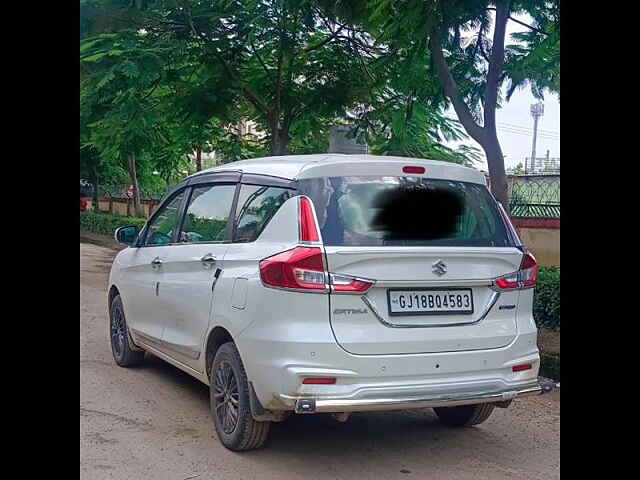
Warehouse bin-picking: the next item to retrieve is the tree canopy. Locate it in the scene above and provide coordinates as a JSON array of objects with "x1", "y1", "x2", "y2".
[{"x1": 80, "y1": 0, "x2": 559, "y2": 215}]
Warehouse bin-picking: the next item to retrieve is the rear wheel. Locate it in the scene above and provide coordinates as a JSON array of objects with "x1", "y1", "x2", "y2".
[
  {"x1": 434, "y1": 403, "x2": 495, "y2": 427},
  {"x1": 209, "y1": 342, "x2": 270, "y2": 451},
  {"x1": 109, "y1": 295, "x2": 145, "y2": 367}
]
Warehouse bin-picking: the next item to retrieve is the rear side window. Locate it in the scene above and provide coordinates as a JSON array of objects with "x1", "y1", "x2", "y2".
[
  {"x1": 180, "y1": 184, "x2": 236, "y2": 243},
  {"x1": 233, "y1": 185, "x2": 293, "y2": 242},
  {"x1": 298, "y1": 176, "x2": 511, "y2": 247}
]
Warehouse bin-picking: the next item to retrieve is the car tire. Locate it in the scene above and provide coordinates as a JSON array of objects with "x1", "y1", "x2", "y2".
[
  {"x1": 109, "y1": 294, "x2": 145, "y2": 367},
  {"x1": 209, "y1": 342, "x2": 270, "y2": 451},
  {"x1": 434, "y1": 403, "x2": 495, "y2": 427}
]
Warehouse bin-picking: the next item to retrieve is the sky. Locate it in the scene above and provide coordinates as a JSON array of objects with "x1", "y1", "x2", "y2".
[{"x1": 445, "y1": 13, "x2": 560, "y2": 170}]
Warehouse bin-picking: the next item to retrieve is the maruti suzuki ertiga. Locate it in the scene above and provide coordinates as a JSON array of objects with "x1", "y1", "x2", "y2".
[{"x1": 109, "y1": 154, "x2": 551, "y2": 451}]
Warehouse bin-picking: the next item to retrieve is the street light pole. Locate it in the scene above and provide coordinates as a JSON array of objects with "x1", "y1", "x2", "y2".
[{"x1": 529, "y1": 103, "x2": 544, "y2": 174}]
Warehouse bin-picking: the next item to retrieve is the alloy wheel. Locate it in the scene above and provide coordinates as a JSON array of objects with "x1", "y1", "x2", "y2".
[{"x1": 213, "y1": 361, "x2": 240, "y2": 434}]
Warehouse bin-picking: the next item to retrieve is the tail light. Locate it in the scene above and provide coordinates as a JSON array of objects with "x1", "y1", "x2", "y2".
[
  {"x1": 494, "y1": 250, "x2": 538, "y2": 291},
  {"x1": 260, "y1": 247, "x2": 327, "y2": 291},
  {"x1": 329, "y1": 273, "x2": 374, "y2": 294},
  {"x1": 299, "y1": 196, "x2": 320, "y2": 242},
  {"x1": 259, "y1": 249, "x2": 375, "y2": 294},
  {"x1": 260, "y1": 196, "x2": 375, "y2": 293}
]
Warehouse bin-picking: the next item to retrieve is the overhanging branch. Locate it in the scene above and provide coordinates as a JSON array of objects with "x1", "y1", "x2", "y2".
[
  {"x1": 486, "y1": 7, "x2": 548, "y2": 36},
  {"x1": 429, "y1": 25, "x2": 485, "y2": 143}
]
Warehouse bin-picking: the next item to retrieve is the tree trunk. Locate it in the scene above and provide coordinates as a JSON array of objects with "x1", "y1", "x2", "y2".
[
  {"x1": 270, "y1": 128, "x2": 290, "y2": 156},
  {"x1": 91, "y1": 164, "x2": 100, "y2": 213},
  {"x1": 429, "y1": 2, "x2": 512, "y2": 213},
  {"x1": 481, "y1": 132, "x2": 509, "y2": 210},
  {"x1": 195, "y1": 147, "x2": 202, "y2": 171},
  {"x1": 127, "y1": 154, "x2": 144, "y2": 217}
]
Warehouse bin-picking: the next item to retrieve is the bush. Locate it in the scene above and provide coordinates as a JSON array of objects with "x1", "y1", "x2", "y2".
[
  {"x1": 80, "y1": 211, "x2": 147, "y2": 236},
  {"x1": 533, "y1": 267, "x2": 560, "y2": 329}
]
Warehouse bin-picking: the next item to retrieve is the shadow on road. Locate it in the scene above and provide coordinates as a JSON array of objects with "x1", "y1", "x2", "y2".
[{"x1": 139, "y1": 351, "x2": 502, "y2": 457}]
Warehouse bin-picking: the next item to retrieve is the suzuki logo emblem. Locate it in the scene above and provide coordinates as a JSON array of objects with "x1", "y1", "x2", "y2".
[{"x1": 432, "y1": 260, "x2": 447, "y2": 276}]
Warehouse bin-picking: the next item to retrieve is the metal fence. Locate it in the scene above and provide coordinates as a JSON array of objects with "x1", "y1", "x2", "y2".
[
  {"x1": 80, "y1": 183, "x2": 171, "y2": 201},
  {"x1": 82, "y1": 175, "x2": 560, "y2": 219},
  {"x1": 96, "y1": 184, "x2": 170, "y2": 201},
  {"x1": 508, "y1": 174, "x2": 560, "y2": 218}
]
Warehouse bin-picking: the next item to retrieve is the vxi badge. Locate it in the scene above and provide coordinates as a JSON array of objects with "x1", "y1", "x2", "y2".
[{"x1": 333, "y1": 308, "x2": 368, "y2": 315}]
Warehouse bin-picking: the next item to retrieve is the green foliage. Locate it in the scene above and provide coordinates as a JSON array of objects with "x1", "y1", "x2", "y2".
[
  {"x1": 80, "y1": 211, "x2": 146, "y2": 236},
  {"x1": 359, "y1": 0, "x2": 560, "y2": 111},
  {"x1": 81, "y1": 0, "x2": 558, "y2": 181},
  {"x1": 505, "y1": 2, "x2": 560, "y2": 100},
  {"x1": 182, "y1": 214, "x2": 228, "y2": 242},
  {"x1": 533, "y1": 267, "x2": 560, "y2": 329}
]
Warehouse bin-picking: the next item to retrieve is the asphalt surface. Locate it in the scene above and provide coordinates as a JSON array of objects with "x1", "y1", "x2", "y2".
[{"x1": 80, "y1": 242, "x2": 560, "y2": 480}]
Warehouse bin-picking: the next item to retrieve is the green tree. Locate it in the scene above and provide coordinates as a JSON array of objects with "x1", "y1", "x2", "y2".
[
  {"x1": 81, "y1": 31, "x2": 175, "y2": 216},
  {"x1": 354, "y1": 0, "x2": 559, "y2": 209},
  {"x1": 82, "y1": 0, "x2": 376, "y2": 156},
  {"x1": 80, "y1": 0, "x2": 490, "y2": 179}
]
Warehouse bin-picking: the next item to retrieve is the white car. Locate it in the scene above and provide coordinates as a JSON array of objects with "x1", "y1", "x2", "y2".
[{"x1": 109, "y1": 154, "x2": 551, "y2": 451}]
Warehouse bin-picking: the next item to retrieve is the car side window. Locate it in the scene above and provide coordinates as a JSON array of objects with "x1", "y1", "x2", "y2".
[
  {"x1": 233, "y1": 185, "x2": 293, "y2": 243},
  {"x1": 144, "y1": 190, "x2": 187, "y2": 246},
  {"x1": 179, "y1": 184, "x2": 236, "y2": 243}
]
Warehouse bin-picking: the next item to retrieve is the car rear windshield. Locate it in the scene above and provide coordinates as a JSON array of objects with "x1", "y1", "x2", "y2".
[{"x1": 297, "y1": 176, "x2": 512, "y2": 247}]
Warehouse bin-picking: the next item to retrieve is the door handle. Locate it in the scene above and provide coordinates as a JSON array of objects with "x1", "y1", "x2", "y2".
[
  {"x1": 201, "y1": 253, "x2": 216, "y2": 269},
  {"x1": 151, "y1": 256, "x2": 162, "y2": 270}
]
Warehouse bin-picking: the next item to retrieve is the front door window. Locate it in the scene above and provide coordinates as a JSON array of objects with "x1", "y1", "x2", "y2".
[{"x1": 144, "y1": 191, "x2": 187, "y2": 246}]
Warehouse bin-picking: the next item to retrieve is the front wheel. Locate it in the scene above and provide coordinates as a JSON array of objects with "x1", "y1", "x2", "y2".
[
  {"x1": 434, "y1": 403, "x2": 495, "y2": 427},
  {"x1": 209, "y1": 342, "x2": 270, "y2": 451}
]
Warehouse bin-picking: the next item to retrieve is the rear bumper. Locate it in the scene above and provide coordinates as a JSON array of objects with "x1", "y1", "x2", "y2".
[{"x1": 293, "y1": 379, "x2": 555, "y2": 414}]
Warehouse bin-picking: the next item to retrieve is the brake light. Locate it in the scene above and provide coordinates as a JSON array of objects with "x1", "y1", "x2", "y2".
[
  {"x1": 402, "y1": 165, "x2": 426, "y2": 174},
  {"x1": 330, "y1": 273, "x2": 374, "y2": 294},
  {"x1": 299, "y1": 196, "x2": 320, "y2": 242},
  {"x1": 259, "y1": 247, "x2": 327, "y2": 291},
  {"x1": 494, "y1": 250, "x2": 538, "y2": 291}
]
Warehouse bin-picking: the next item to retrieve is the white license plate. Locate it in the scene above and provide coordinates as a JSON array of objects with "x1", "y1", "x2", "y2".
[{"x1": 387, "y1": 289, "x2": 474, "y2": 316}]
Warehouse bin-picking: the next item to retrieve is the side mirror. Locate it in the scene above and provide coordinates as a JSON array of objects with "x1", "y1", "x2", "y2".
[{"x1": 114, "y1": 225, "x2": 140, "y2": 247}]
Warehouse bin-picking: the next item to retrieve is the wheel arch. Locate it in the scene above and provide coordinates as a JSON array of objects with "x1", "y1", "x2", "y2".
[
  {"x1": 108, "y1": 284, "x2": 120, "y2": 315},
  {"x1": 204, "y1": 326, "x2": 234, "y2": 380}
]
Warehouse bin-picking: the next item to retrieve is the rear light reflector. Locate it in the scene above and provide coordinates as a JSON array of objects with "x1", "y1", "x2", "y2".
[
  {"x1": 259, "y1": 247, "x2": 327, "y2": 291},
  {"x1": 329, "y1": 273, "x2": 374, "y2": 294},
  {"x1": 494, "y1": 250, "x2": 538, "y2": 291},
  {"x1": 402, "y1": 165, "x2": 426, "y2": 174},
  {"x1": 512, "y1": 364, "x2": 532, "y2": 372},
  {"x1": 299, "y1": 196, "x2": 320, "y2": 242},
  {"x1": 302, "y1": 377, "x2": 336, "y2": 385}
]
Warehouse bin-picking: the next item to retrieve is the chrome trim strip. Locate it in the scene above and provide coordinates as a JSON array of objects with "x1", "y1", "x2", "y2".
[
  {"x1": 376, "y1": 279, "x2": 493, "y2": 287},
  {"x1": 361, "y1": 290, "x2": 500, "y2": 328},
  {"x1": 295, "y1": 382, "x2": 543, "y2": 413},
  {"x1": 132, "y1": 329, "x2": 201, "y2": 360}
]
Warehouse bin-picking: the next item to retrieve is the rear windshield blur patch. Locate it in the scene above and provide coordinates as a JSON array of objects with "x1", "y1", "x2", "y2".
[
  {"x1": 370, "y1": 187, "x2": 464, "y2": 241},
  {"x1": 297, "y1": 176, "x2": 512, "y2": 247}
]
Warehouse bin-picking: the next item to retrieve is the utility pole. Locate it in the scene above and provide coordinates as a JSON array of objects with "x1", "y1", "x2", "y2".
[{"x1": 528, "y1": 102, "x2": 544, "y2": 174}]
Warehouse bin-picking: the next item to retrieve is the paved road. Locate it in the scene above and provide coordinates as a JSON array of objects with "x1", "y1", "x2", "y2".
[{"x1": 80, "y1": 242, "x2": 560, "y2": 480}]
